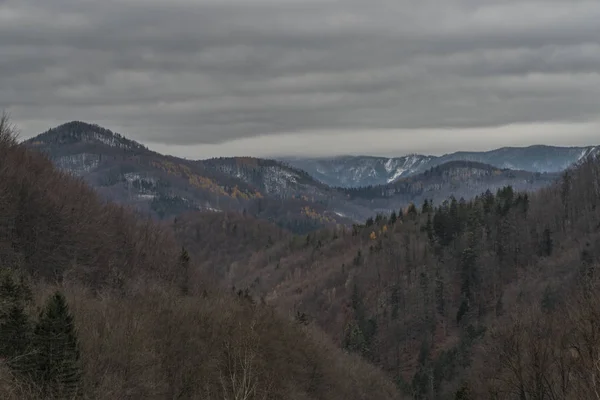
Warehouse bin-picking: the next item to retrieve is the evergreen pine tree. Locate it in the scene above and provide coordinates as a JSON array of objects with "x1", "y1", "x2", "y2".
[
  {"x1": 390, "y1": 211, "x2": 397, "y2": 224},
  {"x1": 28, "y1": 291, "x2": 81, "y2": 399},
  {"x1": 343, "y1": 322, "x2": 366, "y2": 354},
  {"x1": 0, "y1": 304, "x2": 32, "y2": 360},
  {"x1": 0, "y1": 268, "x2": 34, "y2": 373},
  {"x1": 422, "y1": 199, "x2": 431, "y2": 214},
  {"x1": 0, "y1": 269, "x2": 33, "y2": 307},
  {"x1": 540, "y1": 227, "x2": 554, "y2": 257},
  {"x1": 454, "y1": 383, "x2": 473, "y2": 400},
  {"x1": 179, "y1": 246, "x2": 191, "y2": 295},
  {"x1": 426, "y1": 214, "x2": 434, "y2": 242}
]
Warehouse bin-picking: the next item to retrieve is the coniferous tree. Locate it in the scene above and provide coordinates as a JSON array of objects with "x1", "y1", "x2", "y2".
[
  {"x1": 540, "y1": 228, "x2": 554, "y2": 257},
  {"x1": 179, "y1": 246, "x2": 191, "y2": 295},
  {"x1": 0, "y1": 268, "x2": 34, "y2": 373},
  {"x1": 434, "y1": 271, "x2": 446, "y2": 317},
  {"x1": 0, "y1": 304, "x2": 32, "y2": 361},
  {"x1": 28, "y1": 291, "x2": 81, "y2": 399},
  {"x1": 454, "y1": 383, "x2": 473, "y2": 400},
  {"x1": 0, "y1": 269, "x2": 33, "y2": 306},
  {"x1": 422, "y1": 199, "x2": 431, "y2": 214},
  {"x1": 390, "y1": 211, "x2": 398, "y2": 225},
  {"x1": 343, "y1": 322, "x2": 366, "y2": 355},
  {"x1": 426, "y1": 214, "x2": 434, "y2": 242}
]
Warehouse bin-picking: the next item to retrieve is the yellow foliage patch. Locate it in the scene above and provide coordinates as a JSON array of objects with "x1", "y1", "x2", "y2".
[
  {"x1": 188, "y1": 175, "x2": 227, "y2": 196},
  {"x1": 301, "y1": 206, "x2": 335, "y2": 223},
  {"x1": 150, "y1": 160, "x2": 263, "y2": 199}
]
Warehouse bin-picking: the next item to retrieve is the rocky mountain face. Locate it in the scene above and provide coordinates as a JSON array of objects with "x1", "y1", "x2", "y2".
[
  {"x1": 283, "y1": 145, "x2": 599, "y2": 188},
  {"x1": 24, "y1": 121, "x2": 568, "y2": 229}
]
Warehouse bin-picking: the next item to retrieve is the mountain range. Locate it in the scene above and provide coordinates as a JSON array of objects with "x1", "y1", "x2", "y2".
[
  {"x1": 23, "y1": 121, "x2": 595, "y2": 230},
  {"x1": 6, "y1": 117, "x2": 600, "y2": 399},
  {"x1": 282, "y1": 145, "x2": 600, "y2": 188}
]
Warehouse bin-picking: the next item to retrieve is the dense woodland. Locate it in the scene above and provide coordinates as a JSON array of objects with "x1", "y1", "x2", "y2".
[
  {"x1": 3, "y1": 114, "x2": 600, "y2": 399},
  {"x1": 176, "y1": 142, "x2": 600, "y2": 398},
  {"x1": 0, "y1": 116, "x2": 400, "y2": 399}
]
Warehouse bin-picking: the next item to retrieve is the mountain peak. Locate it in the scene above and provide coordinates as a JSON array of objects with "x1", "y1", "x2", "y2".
[{"x1": 26, "y1": 121, "x2": 147, "y2": 151}]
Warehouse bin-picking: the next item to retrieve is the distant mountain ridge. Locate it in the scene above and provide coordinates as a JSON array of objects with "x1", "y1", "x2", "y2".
[
  {"x1": 338, "y1": 160, "x2": 558, "y2": 217},
  {"x1": 28, "y1": 121, "x2": 149, "y2": 152},
  {"x1": 24, "y1": 122, "x2": 352, "y2": 233},
  {"x1": 23, "y1": 121, "x2": 571, "y2": 229},
  {"x1": 282, "y1": 144, "x2": 600, "y2": 188}
]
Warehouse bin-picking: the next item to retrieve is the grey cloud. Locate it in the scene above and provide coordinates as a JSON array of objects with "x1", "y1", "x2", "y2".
[{"x1": 1, "y1": 0, "x2": 600, "y2": 150}]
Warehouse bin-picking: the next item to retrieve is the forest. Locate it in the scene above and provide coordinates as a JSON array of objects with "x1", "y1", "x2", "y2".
[
  {"x1": 2, "y1": 113, "x2": 600, "y2": 399},
  {"x1": 0, "y1": 116, "x2": 400, "y2": 399},
  {"x1": 179, "y1": 144, "x2": 600, "y2": 398}
]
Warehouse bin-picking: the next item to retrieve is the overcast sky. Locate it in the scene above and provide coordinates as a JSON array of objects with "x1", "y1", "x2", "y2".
[{"x1": 2, "y1": 0, "x2": 600, "y2": 158}]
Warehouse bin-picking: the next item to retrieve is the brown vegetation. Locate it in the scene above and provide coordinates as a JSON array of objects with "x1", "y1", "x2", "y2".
[
  {"x1": 6, "y1": 112, "x2": 600, "y2": 399},
  {"x1": 0, "y1": 116, "x2": 402, "y2": 399},
  {"x1": 170, "y1": 211, "x2": 296, "y2": 289}
]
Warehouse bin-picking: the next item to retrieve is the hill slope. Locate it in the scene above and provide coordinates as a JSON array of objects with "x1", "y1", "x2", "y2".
[
  {"x1": 1, "y1": 117, "x2": 403, "y2": 400},
  {"x1": 24, "y1": 122, "x2": 349, "y2": 233},
  {"x1": 13, "y1": 117, "x2": 600, "y2": 399},
  {"x1": 225, "y1": 154, "x2": 600, "y2": 398}
]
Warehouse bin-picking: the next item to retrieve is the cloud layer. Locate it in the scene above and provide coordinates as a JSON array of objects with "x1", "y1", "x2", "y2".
[{"x1": 2, "y1": 0, "x2": 600, "y2": 156}]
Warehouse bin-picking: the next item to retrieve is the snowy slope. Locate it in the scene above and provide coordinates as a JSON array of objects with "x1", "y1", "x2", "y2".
[{"x1": 282, "y1": 144, "x2": 599, "y2": 188}]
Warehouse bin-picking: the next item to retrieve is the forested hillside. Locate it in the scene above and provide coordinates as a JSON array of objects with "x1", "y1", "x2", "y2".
[
  {"x1": 341, "y1": 161, "x2": 557, "y2": 212},
  {"x1": 25, "y1": 122, "x2": 563, "y2": 228},
  {"x1": 0, "y1": 116, "x2": 402, "y2": 399},
  {"x1": 224, "y1": 152, "x2": 600, "y2": 398},
  {"x1": 24, "y1": 122, "x2": 349, "y2": 233},
  {"x1": 11, "y1": 115, "x2": 600, "y2": 399}
]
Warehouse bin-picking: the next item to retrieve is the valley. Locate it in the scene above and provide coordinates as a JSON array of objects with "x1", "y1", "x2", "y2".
[
  {"x1": 3, "y1": 1, "x2": 599, "y2": 398},
  {"x1": 2, "y1": 117, "x2": 600, "y2": 399}
]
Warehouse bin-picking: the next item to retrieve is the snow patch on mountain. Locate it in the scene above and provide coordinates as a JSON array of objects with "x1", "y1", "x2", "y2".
[
  {"x1": 137, "y1": 194, "x2": 156, "y2": 200},
  {"x1": 388, "y1": 168, "x2": 408, "y2": 183},
  {"x1": 386, "y1": 155, "x2": 434, "y2": 183},
  {"x1": 384, "y1": 159, "x2": 395, "y2": 173},
  {"x1": 263, "y1": 166, "x2": 298, "y2": 194},
  {"x1": 579, "y1": 146, "x2": 600, "y2": 161},
  {"x1": 85, "y1": 132, "x2": 130, "y2": 149},
  {"x1": 123, "y1": 172, "x2": 157, "y2": 185},
  {"x1": 55, "y1": 153, "x2": 100, "y2": 176}
]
